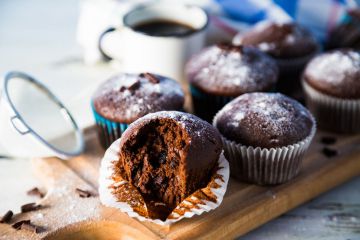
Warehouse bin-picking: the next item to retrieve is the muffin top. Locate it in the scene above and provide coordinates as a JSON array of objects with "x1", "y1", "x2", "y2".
[
  {"x1": 303, "y1": 49, "x2": 360, "y2": 99},
  {"x1": 120, "y1": 111, "x2": 222, "y2": 176},
  {"x1": 185, "y1": 43, "x2": 278, "y2": 96},
  {"x1": 214, "y1": 93, "x2": 314, "y2": 148},
  {"x1": 233, "y1": 21, "x2": 318, "y2": 59},
  {"x1": 93, "y1": 73, "x2": 184, "y2": 123},
  {"x1": 326, "y1": 9, "x2": 360, "y2": 50}
]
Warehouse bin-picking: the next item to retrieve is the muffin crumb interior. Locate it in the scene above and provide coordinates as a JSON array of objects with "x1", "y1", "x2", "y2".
[{"x1": 116, "y1": 119, "x2": 190, "y2": 220}]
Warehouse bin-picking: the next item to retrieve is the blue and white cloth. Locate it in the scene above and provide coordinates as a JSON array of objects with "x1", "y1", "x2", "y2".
[{"x1": 213, "y1": 0, "x2": 357, "y2": 40}]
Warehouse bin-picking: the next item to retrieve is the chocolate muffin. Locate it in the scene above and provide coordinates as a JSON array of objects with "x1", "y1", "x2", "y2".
[
  {"x1": 326, "y1": 9, "x2": 360, "y2": 50},
  {"x1": 186, "y1": 43, "x2": 278, "y2": 122},
  {"x1": 234, "y1": 21, "x2": 318, "y2": 59},
  {"x1": 303, "y1": 49, "x2": 360, "y2": 99},
  {"x1": 114, "y1": 111, "x2": 222, "y2": 220},
  {"x1": 214, "y1": 92, "x2": 316, "y2": 184},
  {"x1": 92, "y1": 72, "x2": 184, "y2": 148},
  {"x1": 302, "y1": 49, "x2": 360, "y2": 133},
  {"x1": 233, "y1": 21, "x2": 320, "y2": 82}
]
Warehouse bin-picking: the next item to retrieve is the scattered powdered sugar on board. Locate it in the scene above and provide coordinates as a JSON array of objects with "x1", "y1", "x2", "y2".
[{"x1": 7, "y1": 158, "x2": 104, "y2": 238}]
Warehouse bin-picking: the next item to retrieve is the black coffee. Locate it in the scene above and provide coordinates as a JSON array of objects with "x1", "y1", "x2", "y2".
[{"x1": 132, "y1": 20, "x2": 197, "y2": 37}]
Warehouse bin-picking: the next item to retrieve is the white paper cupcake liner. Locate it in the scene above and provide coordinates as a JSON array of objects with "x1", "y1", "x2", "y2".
[
  {"x1": 213, "y1": 115, "x2": 316, "y2": 185},
  {"x1": 302, "y1": 80, "x2": 360, "y2": 134},
  {"x1": 98, "y1": 138, "x2": 230, "y2": 225}
]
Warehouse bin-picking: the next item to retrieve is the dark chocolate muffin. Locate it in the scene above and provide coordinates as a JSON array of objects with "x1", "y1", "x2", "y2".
[
  {"x1": 303, "y1": 49, "x2": 360, "y2": 99},
  {"x1": 186, "y1": 43, "x2": 278, "y2": 121},
  {"x1": 233, "y1": 21, "x2": 319, "y2": 89},
  {"x1": 326, "y1": 9, "x2": 360, "y2": 50},
  {"x1": 92, "y1": 72, "x2": 184, "y2": 148},
  {"x1": 213, "y1": 92, "x2": 315, "y2": 184},
  {"x1": 93, "y1": 73, "x2": 184, "y2": 123},
  {"x1": 302, "y1": 49, "x2": 360, "y2": 133},
  {"x1": 115, "y1": 111, "x2": 222, "y2": 220},
  {"x1": 214, "y1": 92, "x2": 314, "y2": 148},
  {"x1": 233, "y1": 21, "x2": 318, "y2": 59}
]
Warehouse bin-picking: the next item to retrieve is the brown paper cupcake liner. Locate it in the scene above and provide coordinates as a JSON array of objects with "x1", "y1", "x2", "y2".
[
  {"x1": 302, "y1": 80, "x2": 360, "y2": 134},
  {"x1": 213, "y1": 115, "x2": 316, "y2": 185},
  {"x1": 99, "y1": 138, "x2": 230, "y2": 225}
]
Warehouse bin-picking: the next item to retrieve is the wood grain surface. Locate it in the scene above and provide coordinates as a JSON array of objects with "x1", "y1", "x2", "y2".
[
  {"x1": 0, "y1": 1, "x2": 359, "y2": 238},
  {"x1": 1, "y1": 127, "x2": 359, "y2": 240}
]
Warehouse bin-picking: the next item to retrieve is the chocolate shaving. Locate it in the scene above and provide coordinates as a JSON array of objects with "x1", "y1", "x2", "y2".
[
  {"x1": 21, "y1": 203, "x2": 42, "y2": 213},
  {"x1": 21, "y1": 222, "x2": 37, "y2": 233},
  {"x1": 75, "y1": 188, "x2": 93, "y2": 198},
  {"x1": 322, "y1": 147, "x2": 338, "y2": 158},
  {"x1": 217, "y1": 43, "x2": 243, "y2": 52},
  {"x1": 320, "y1": 136, "x2": 337, "y2": 145},
  {"x1": 119, "y1": 86, "x2": 126, "y2": 92},
  {"x1": 12, "y1": 220, "x2": 30, "y2": 230},
  {"x1": 0, "y1": 210, "x2": 13, "y2": 223},
  {"x1": 128, "y1": 80, "x2": 141, "y2": 91},
  {"x1": 27, "y1": 187, "x2": 45, "y2": 198},
  {"x1": 12, "y1": 219, "x2": 45, "y2": 233},
  {"x1": 140, "y1": 72, "x2": 159, "y2": 84}
]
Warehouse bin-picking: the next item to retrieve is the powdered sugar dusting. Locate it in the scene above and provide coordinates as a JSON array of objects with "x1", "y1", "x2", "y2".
[
  {"x1": 215, "y1": 93, "x2": 315, "y2": 148},
  {"x1": 230, "y1": 112, "x2": 245, "y2": 127},
  {"x1": 305, "y1": 50, "x2": 360, "y2": 86},
  {"x1": 107, "y1": 74, "x2": 139, "y2": 90},
  {"x1": 93, "y1": 73, "x2": 185, "y2": 123},
  {"x1": 186, "y1": 45, "x2": 278, "y2": 96},
  {"x1": 233, "y1": 21, "x2": 318, "y2": 59},
  {"x1": 258, "y1": 42, "x2": 274, "y2": 51},
  {"x1": 218, "y1": 93, "x2": 308, "y2": 132},
  {"x1": 125, "y1": 111, "x2": 222, "y2": 149}
]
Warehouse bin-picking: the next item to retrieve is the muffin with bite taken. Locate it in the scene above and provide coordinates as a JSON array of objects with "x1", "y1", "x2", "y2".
[
  {"x1": 99, "y1": 111, "x2": 229, "y2": 222},
  {"x1": 302, "y1": 49, "x2": 360, "y2": 133},
  {"x1": 185, "y1": 43, "x2": 278, "y2": 122},
  {"x1": 213, "y1": 92, "x2": 316, "y2": 185},
  {"x1": 92, "y1": 72, "x2": 184, "y2": 148}
]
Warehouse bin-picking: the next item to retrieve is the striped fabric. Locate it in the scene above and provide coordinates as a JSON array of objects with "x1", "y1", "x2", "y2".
[{"x1": 213, "y1": 0, "x2": 357, "y2": 41}]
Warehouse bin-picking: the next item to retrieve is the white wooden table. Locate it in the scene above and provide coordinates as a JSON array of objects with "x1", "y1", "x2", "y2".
[{"x1": 0, "y1": 0, "x2": 359, "y2": 239}]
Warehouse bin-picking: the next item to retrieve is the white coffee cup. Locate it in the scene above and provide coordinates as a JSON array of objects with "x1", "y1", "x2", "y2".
[{"x1": 99, "y1": 2, "x2": 209, "y2": 82}]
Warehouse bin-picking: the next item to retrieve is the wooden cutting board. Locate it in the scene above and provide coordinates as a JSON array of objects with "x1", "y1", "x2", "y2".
[{"x1": 1, "y1": 127, "x2": 360, "y2": 240}]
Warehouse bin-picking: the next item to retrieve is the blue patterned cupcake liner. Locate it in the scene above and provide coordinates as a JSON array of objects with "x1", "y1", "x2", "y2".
[
  {"x1": 91, "y1": 103, "x2": 129, "y2": 149},
  {"x1": 190, "y1": 84, "x2": 235, "y2": 122}
]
